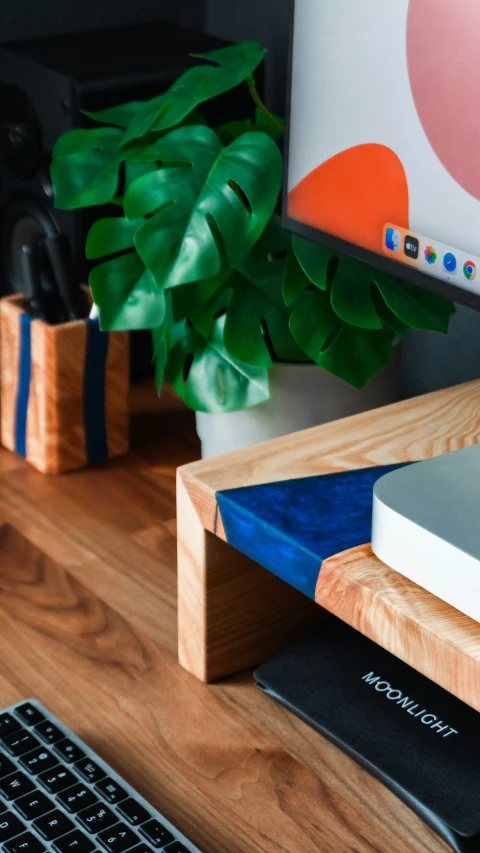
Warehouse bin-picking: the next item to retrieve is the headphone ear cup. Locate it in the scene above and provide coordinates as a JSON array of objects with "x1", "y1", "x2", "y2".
[{"x1": 1, "y1": 196, "x2": 57, "y2": 293}]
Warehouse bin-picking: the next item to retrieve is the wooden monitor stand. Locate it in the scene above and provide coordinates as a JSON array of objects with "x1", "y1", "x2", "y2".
[{"x1": 177, "y1": 380, "x2": 480, "y2": 713}]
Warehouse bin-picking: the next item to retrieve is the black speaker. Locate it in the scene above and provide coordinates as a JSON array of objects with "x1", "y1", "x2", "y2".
[{"x1": 0, "y1": 21, "x2": 256, "y2": 294}]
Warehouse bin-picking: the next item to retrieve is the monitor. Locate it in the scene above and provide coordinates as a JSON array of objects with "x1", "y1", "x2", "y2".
[{"x1": 283, "y1": 0, "x2": 480, "y2": 311}]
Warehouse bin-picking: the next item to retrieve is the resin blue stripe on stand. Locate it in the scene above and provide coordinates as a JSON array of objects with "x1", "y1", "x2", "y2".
[{"x1": 217, "y1": 464, "x2": 408, "y2": 599}]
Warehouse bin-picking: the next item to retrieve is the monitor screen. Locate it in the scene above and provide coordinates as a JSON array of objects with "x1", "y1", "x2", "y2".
[{"x1": 283, "y1": 0, "x2": 480, "y2": 310}]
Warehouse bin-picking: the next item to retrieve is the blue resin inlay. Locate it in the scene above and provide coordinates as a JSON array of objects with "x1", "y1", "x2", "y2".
[{"x1": 217, "y1": 464, "x2": 408, "y2": 599}]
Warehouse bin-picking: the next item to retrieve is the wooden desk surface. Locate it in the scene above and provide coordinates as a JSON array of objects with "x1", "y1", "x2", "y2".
[{"x1": 0, "y1": 381, "x2": 449, "y2": 853}]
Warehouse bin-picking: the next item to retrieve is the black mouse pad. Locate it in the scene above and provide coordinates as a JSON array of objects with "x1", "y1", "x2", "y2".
[{"x1": 254, "y1": 616, "x2": 480, "y2": 852}]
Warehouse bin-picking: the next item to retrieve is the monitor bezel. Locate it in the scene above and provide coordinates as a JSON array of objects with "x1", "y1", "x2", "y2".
[{"x1": 281, "y1": 0, "x2": 480, "y2": 313}]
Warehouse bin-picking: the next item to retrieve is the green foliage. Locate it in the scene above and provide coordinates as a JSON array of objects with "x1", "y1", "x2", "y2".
[
  {"x1": 167, "y1": 316, "x2": 270, "y2": 412},
  {"x1": 128, "y1": 127, "x2": 282, "y2": 289},
  {"x1": 289, "y1": 288, "x2": 394, "y2": 389},
  {"x1": 50, "y1": 40, "x2": 455, "y2": 412},
  {"x1": 86, "y1": 41, "x2": 266, "y2": 146},
  {"x1": 86, "y1": 217, "x2": 165, "y2": 331}
]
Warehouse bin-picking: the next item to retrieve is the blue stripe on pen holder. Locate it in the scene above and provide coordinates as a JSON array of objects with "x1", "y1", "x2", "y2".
[
  {"x1": 15, "y1": 313, "x2": 32, "y2": 458},
  {"x1": 1, "y1": 296, "x2": 129, "y2": 474},
  {"x1": 83, "y1": 318, "x2": 109, "y2": 465}
]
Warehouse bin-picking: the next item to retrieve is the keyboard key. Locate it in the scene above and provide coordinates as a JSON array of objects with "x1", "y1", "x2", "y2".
[
  {"x1": 19, "y1": 748, "x2": 57, "y2": 775},
  {"x1": 97, "y1": 824, "x2": 139, "y2": 853},
  {"x1": 53, "y1": 741, "x2": 85, "y2": 765},
  {"x1": 0, "y1": 715, "x2": 21, "y2": 738},
  {"x1": 0, "y1": 772, "x2": 35, "y2": 801},
  {"x1": 14, "y1": 705, "x2": 46, "y2": 728},
  {"x1": 33, "y1": 810, "x2": 75, "y2": 841},
  {"x1": 73, "y1": 761, "x2": 104, "y2": 786},
  {"x1": 37, "y1": 767, "x2": 77, "y2": 795},
  {"x1": 3, "y1": 831, "x2": 46, "y2": 853},
  {"x1": 34, "y1": 723, "x2": 64, "y2": 746},
  {"x1": 94, "y1": 780, "x2": 127, "y2": 806},
  {"x1": 127, "y1": 847, "x2": 154, "y2": 853},
  {"x1": 14, "y1": 791, "x2": 54, "y2": 820},
  {"x1": 0, "y1": 755, "x2": 16, "y2": 780},
  {"x1": 76, "y1": 805, "x2": 117, "y2": 834},
  {"x1": 139, "y1": 821, "x2": 174, "y2": 849},
  {"x1": 52, "y1": 830, "x2": 96, "y2": 853},
  {"x1": 0, "y1": 813, "x2": 26, "y2": 842},
  {"x1": 1, "y1": 731, "x2": 40, "y2": 757},
  {"x1": 115, "y1": 800, "x2": 149, "y2": 827},
  {"x1": 57, "y1": 785, "x2": 98, "y2": 814},
  {"x1": 164, "y1": 845, "x2": 188, "y2": 853}
]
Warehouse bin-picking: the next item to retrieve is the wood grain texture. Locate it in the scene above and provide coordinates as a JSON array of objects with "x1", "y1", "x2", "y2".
[
  {"x1": 105, "y1": 329, "x2": 130, "y2": 458},
  {"x1": 0, "y1": 296, "x2": 129, "y2": 474},
  {"x1": 29, "y1": 310, "x2": 88, "y2": 473},
  {"x1": 0, "y1": 385, "x2": 451, "y2": 853},
  {"x1": 180, "y1": 379, "x2": 480, "y2": 532},
  {"x1": 317, "y1": 544, "x2": 480, "y2": 712},
  {"x1": 0, "y1": 296, "x2": 21, "y2": 453},
  {"x1": 177, "y1": 379, "x2": 480, "y2": 709},
  {"x1": 177, "y1": 475, "x2": 317, "y2": 682}
]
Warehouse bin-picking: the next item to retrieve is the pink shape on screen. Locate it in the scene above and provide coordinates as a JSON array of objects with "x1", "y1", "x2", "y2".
[{"x1": 407, "y1": 0, "x2": 480, "y2": 201}]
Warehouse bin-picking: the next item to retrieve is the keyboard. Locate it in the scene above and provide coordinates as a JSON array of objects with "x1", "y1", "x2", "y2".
[{"x1": 0, "y1": 701, "x2": 201, "y2": 853}]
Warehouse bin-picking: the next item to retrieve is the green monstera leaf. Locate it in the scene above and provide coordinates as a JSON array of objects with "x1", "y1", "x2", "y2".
[
  {"x1": 239, "y1": 215, "x2": 290, "y2": 303},
  {"x1": 152, "y1": 321, "x2": 169, "y2": 390},
  {"x1": 127, "y1": 127, "x2": 282, "y2": 290},
  {"x1": 331, "y1": 261, "x2": 454, "y2": 333},
  {"x1": 222, "y1": 219, "x2": 304, "y2": 366},
  {"x1": 223, "y1": 271, "x2": 304, "y2": 367},
  {"x1": 372, "y1": 271, "x2": 455, "y2": 332},
  {"x1": 292, "y1": 235, "x2": 331, "y2": 291},
  {"x1": 51, "y1": 127, "x2": 159, "y2": 209},
  {"x1": 282, "y1": 249, "x2": 313, "y2": 307},
  {"x1": 292, "y1": 235, "x2": 455, "y2": 334},
  {"x1": 52, "y1": 127, "x2": 124, "y2": 209},
  {"x1": 170, "y1": 276, "x2": 233, "y2": 337},
  {"x1": 167, "y1": 316, "x2": 270, "y2": 412},
  {"x1": 86, "y1": 217, "x2": 165, "y2": 331},
  {"x1": 117, "y1": 41, "x2": 266, "y2": 147},
  {"x1": 289, "y1": 289, "x2": 393, "y2": 389},
  {"x1": 330, "y1": 258, "x2": 384, "y2": 330},
  {"x1": 218, "y1": 108, "x2": 284, "y2": 145},
  {"x1": 124, "y1": 125, "x2": 222, "y2": 220}
]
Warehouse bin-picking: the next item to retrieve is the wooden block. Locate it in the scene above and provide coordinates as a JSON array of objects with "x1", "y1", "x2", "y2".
[
  {"x1": 28, "y1": 307, "x2": 88, "y2": 472},
  {"x1": 177, "y1": 474, "x2": 318, "y2": 682},
  {"x1": 0, "y1": 295, "x2": 129, "y2": 474},
  {"x1": 0, "y1": 296, "x2": 22, "y2": 454},
  {"x1": 105, "y1": 329, "x2": 130, "y2": 458}
]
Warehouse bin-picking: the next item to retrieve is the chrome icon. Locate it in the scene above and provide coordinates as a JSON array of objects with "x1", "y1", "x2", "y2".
[{"x1": 464, "y1": 260, "x2": 477, "y2": 281}]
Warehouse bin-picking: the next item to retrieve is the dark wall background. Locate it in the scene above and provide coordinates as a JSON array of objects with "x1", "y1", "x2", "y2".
[
  {"x1": 0, "y1": 0, "x2": 291, "y2": 114},
  {"x1": 204, "y1": 0, "x2": 291, "y2": 114},
  {"x1": 0, "y1": 0, "x2": 205, "y2": 42}
]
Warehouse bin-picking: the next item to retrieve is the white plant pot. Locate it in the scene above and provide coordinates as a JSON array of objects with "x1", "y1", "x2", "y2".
[{"x1": 196, "y1": 354, "x2": 401, "y2": 458}]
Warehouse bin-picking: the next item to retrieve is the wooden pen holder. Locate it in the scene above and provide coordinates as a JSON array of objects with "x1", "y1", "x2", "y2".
[{"x1": 0, "y1": 295, "x2": 130, "y2": 474}]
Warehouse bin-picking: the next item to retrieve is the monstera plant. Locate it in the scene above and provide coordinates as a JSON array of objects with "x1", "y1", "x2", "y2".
[{"x1": 51, "y1": 40, "x2": 454, "y2": 413}]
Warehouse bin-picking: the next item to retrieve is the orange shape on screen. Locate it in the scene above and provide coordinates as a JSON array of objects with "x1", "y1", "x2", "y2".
[{"x1": 288, "y1": 143, "x2": 409, "y2": 254}]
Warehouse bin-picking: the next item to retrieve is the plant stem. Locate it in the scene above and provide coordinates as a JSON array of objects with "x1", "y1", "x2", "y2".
[{"x1": 247, "y1": 76, "x2": 284, "y2": 133}]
